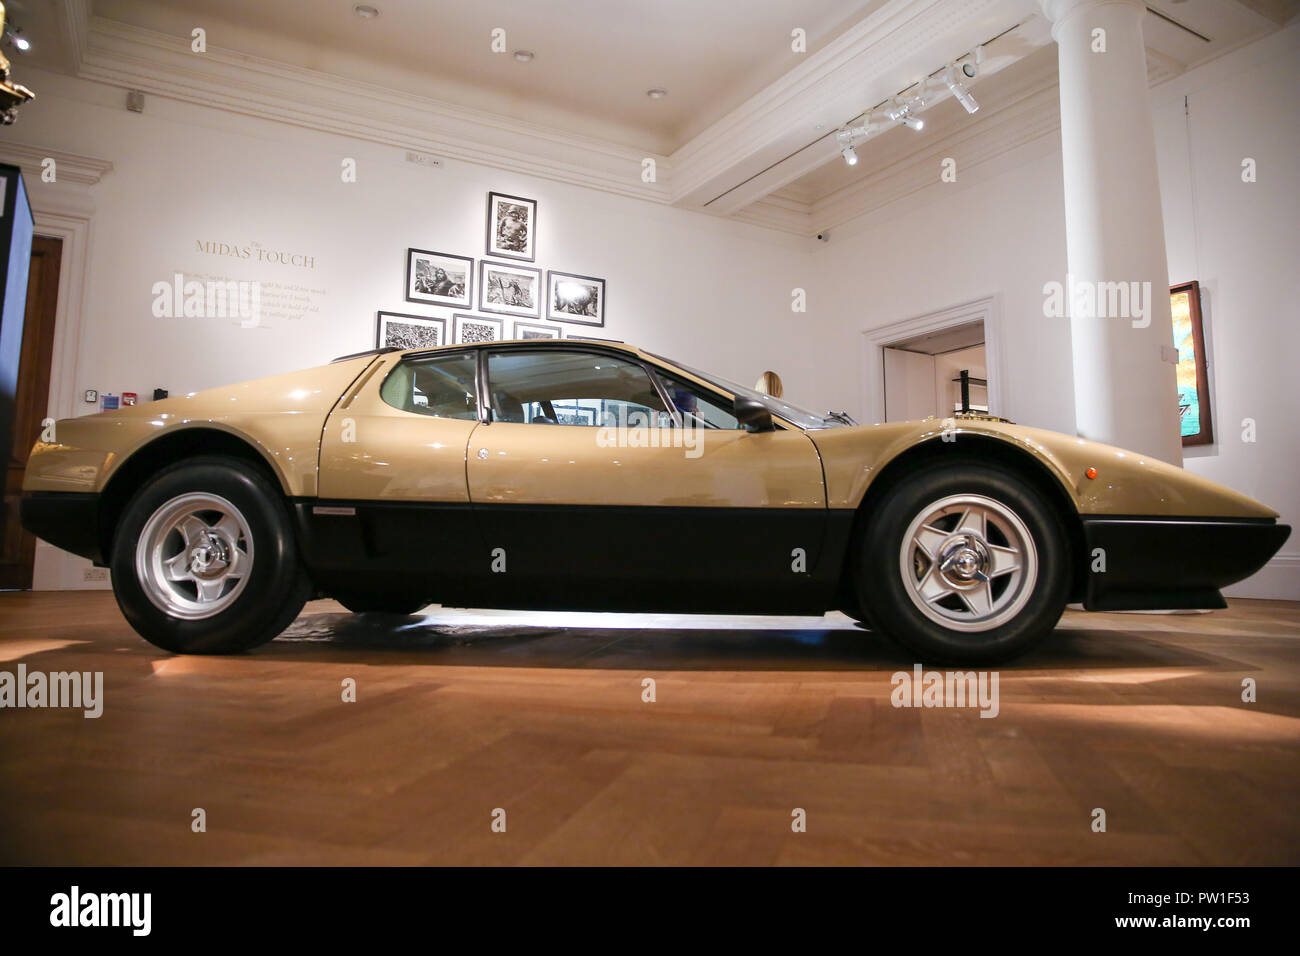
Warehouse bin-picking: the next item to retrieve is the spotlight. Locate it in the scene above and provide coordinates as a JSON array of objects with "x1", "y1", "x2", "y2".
[
  {"x1": 886, "y1": 102, "x2": 924, "y2": 131},
  {"x1": 7, "y1": 29, "x2": 28, "y2": 52},
  {"x1": 835, "y1": 128, "x2": 859, "y2": 166},
  {"x1": 944, "y1": 65, "x2": 979, "y2": 114}
]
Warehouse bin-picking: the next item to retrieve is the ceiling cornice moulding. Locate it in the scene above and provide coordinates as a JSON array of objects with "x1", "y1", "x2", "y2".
[
  {"x1": 73, "y1": 15, "x2": 672, "y2": 205},
  {"x1": 0, "y1": 141, "x2": 114, "y2": 186}
]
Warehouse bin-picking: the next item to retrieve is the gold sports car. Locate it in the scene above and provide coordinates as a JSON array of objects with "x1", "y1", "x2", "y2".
[{"x1": 20, "y1": 340, "x2": 1290, "y2": 662}]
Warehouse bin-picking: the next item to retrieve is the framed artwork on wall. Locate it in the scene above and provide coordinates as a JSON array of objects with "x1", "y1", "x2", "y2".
[
  {"x1": 513, "y1": 321, "x2": 560, "y2": 340},
  {"x1": 453, "y1": 313, "x2": 504, "y2": 344},
  {"x1": 479, "y1": 261, "x2": 542, "y2": 317},
  {"x1": 1171, "y1": 281, "x2": 1212, "y2": 446},
  {"x1": 486, "y1": 192, "x2": 537, "y2": 262},
  {"x1": 376, "y1": 311, "x2": 446, "y2": 350},
  {"x1": 405, "y1": 249, "x2": 473, "y2": 308},
  {"x1": 546, "y1": 270, "x2": 605, "y2": 326}
]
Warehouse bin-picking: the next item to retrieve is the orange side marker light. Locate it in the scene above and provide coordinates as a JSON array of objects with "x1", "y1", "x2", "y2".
[{"x1": 1085, "y1": 467, "x2": 1098, "y2": 480}]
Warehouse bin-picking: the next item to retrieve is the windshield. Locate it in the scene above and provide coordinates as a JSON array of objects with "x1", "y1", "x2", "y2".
[{"x1": 647, "y1": 353, "x2": 854, "y2": 430}]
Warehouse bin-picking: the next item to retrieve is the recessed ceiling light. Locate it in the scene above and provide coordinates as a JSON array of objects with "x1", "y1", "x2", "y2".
[
  {"x1": 513, "y1": 50, "x2": 535, "y2": 62},
  {"x1": 353, "y1": 4, "x2": 380, "y2": 19},
  {"x1": 646, "y1": 88, "x2": 668, "y2": 100}
]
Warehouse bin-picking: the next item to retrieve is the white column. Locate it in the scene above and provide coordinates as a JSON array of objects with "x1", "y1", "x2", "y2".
[{"x1": 1041, "y1": 0, "x2": 1182, "y2": 464}]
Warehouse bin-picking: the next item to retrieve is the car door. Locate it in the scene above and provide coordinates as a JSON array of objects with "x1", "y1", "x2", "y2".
[
  {"x1": 310, "y1": 349, "x2": 486, "y2": 600},
  {"x1": 464, "y1": 346, "x2": 831, "y2": 614}
]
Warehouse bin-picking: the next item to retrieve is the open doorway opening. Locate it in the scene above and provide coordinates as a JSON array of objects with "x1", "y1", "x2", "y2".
[
  {"x1": 861, "y1": 295, "x2": 1000, "y2": 425},
  {"x1": 882, "y1": 321, "x2": 987, "y2": 422}
]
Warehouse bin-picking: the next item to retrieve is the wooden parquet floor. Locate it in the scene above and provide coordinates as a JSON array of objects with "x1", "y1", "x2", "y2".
[{"x1": 0, "y1": 591, "x2": 1296, "y2": 865}]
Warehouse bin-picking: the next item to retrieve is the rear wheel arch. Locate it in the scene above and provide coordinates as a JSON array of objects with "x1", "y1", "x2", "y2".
[{"x1": 98, "y1": 428, "x2": 287, "y2": 559}]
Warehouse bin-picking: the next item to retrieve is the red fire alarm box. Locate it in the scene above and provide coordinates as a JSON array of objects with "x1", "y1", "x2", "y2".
[{"x1": 122, "y1": 392, "x2": 138, "y2": 407}]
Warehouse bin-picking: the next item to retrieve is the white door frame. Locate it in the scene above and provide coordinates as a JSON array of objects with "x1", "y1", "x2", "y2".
[{"x1": 860, "y1": 293, "x2": 1003, "y2": 424}]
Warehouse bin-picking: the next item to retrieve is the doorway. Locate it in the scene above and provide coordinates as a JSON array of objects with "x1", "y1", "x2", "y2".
[
  {"x1": 860, "y1": 294, "x2": 1001, "y2": 425},
  {"x1": 882, "y1": 321, "x2": 987, "y2": 422},
  {"x1": 1, "y1": 235, "x2": 62, "y2": 589}
]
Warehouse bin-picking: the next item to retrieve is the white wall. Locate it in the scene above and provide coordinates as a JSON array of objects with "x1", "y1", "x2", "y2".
[
  {"x1": 1149, "y1": 26, "x2": 1300, "y2": 598},
  {"x1": 813, "y1": 137, "x2": 1074, "y2": 434}
]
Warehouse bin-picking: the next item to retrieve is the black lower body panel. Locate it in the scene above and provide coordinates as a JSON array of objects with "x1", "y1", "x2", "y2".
[
  {"x1": 1080, "y1": 516, "x2": 1290, "y2": 611},
  {"x1": 295, "y1": 500, "x2": 858, "y2": 616},
  {"x1": 18, "y1": 492, "x2": 105, "y2": 564}
]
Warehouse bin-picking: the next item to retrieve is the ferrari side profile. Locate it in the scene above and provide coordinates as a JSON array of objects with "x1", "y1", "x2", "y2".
[{"x1": 19, "y1": 340, "x2": 1289, "y2": 662}]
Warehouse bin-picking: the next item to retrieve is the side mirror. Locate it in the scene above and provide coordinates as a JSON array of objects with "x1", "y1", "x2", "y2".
[{"x1": 734, "y1": 394, "x2": 775, "y2": 433}]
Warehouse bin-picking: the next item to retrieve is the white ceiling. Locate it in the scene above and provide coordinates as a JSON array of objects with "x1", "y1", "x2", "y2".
[{"x1": 86, "y1": 0, "x2": 887, "y2": 153}]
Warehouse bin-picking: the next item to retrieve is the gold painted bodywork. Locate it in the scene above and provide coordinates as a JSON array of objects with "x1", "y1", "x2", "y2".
[
  {"x1": 23, "y1": 356, "x2": 374, "y2": 497},
  {"x1": 465, "y1": 422, "x2": 824, "y2": 508},
  {"x1": 811, "y1": 417, "x2": 1276, "y2": 519},
  {"x1": 318, "y1": 354, "x2": 476, "y2": 502},
  {"x1": 23, "y1": 341, "x2": 1278, "y2": 522}
]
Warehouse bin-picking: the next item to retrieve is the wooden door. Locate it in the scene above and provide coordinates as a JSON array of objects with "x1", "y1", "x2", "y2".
[{"x1": 0, "y1": 235, "x2": 62, "y2": 589}]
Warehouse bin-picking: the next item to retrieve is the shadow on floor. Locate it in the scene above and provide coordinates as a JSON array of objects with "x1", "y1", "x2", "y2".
[{"x1": 247, "y1": 608, "x2": 1238, "y2": 674}]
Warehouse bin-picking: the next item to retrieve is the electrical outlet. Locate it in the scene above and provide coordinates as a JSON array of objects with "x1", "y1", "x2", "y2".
[{"x1": 83, "y1": 566, "x2": 109, "y2": 584}]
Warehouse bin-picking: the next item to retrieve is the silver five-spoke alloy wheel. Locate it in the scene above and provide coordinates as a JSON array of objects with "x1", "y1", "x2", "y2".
[
  {"x1": 898, "y1": 493, "x2": 1038, "y2": 633},
  {"x1": 135, "y1": 492, "x2": 254, "y2": 620}
]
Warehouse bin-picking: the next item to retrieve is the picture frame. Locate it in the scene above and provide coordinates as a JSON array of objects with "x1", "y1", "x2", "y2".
[
  {"x1": 479, "y1": 261, "x2": 542, "y2": 317},
  {"x1": 376, "y1": 311, "x2": 447, "y2": 350},
  {"x1": 513, "y1": 321, "x2": 560, "y2": 340},
  {"x1": 565, "y1": 334, "x2": 623, "y2": 343},
  {"x1": 547, "y1": 270, "x2": 605, "y2": 327},
  {"x1": 1171, "y1": 281, "x2": 1213, "y2": 447},
  {"x1": 486, "y1": 191, "x2": 537, "y2": 262},
  {"x1": 453, "y1": 313, "x2": 505, "y2": 345},
  {"x1": 405, "y1": 248, "x2": 473, "y2": 308}
]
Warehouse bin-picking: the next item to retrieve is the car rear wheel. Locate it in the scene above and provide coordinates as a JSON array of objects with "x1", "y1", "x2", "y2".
[
  {"x1": 854, "y1": 460, "x2": 1070, "y2": 663},
  {"x1": 110, "y1": 457, "x2": 309, "y2": 653}
]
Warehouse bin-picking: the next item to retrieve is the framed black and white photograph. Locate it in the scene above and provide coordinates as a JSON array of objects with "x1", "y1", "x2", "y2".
[
  {"x1": 486, "y1": 191, "x2": 537, "y2": 262},
  {"x1": 376, "y1": 311, "x2": 447, "y2": 350},
  {"x1": 513, "y1": 320, "x2": 560, "y2": 340},
  {"x1": 453, "y1": 313, "x2": 504, "y2": 344},
  {"x1": 479, "y1": 261, "x2": 542, "y2": 317},
  {"x1": 547, "y1": 270, "x2": 605, "y2": 327},
  {"x1": 405, "y1": 248, "x2": 473, "y2": 308}
]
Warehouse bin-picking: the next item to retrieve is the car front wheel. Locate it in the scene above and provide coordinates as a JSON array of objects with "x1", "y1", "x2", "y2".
[
  {"x1": 110, "y1": 456, "x2": 309, "y2": 653},
  {"x1": 855, "y1": 460, "x2": 1071, "y2": 663}
]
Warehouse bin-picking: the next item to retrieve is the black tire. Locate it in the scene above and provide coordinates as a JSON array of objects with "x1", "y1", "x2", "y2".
[
  {"x1": 334, "y1": 594, "x2": 428, "y2": 616},
  {"x1": 109, "y1": 456, "x2": 309, "y2": 653},
  {"x1": 853, "y1": 459, "x2": 1071, "y2": 664}
]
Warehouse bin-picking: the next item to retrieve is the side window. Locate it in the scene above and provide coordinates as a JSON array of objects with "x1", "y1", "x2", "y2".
[
  {"x1": 655, "y1": 371, "x2": 742, "y2": 430},
  {"x1": 485, "y1": 350, "x2": 668, "y2": 426},
  {"x1": 379, "y1": 352, "x2": 479, "y2": 420}
]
